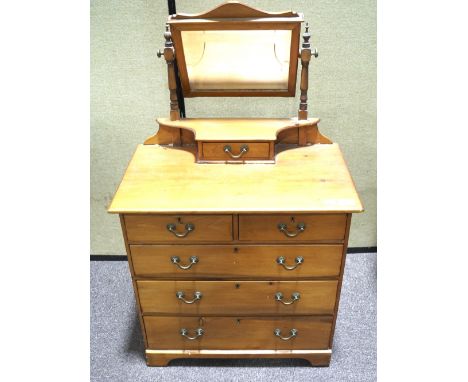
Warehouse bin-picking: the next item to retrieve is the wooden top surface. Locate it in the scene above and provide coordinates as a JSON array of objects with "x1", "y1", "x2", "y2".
[
  {"x1": 108, "y1": 143, "x2": 363, "y2": 214},
  {"x1": 157, "y1": 118, "x2": 320, "y2": 141}
]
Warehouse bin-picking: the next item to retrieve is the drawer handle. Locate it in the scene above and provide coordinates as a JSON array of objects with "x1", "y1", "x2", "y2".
[
  {"x1": 223, "y1": 144, "x2": 249, "y2": 159},
  {"x1": 176, "y1": 291, "x2": 203, "y2": 304},
  {"x1": 277, "y1": 223, "x2": 306, "y2": 238},
  {"x1": 276, "y1": 256, "x2": 304, "y2": 270},
  {"x1": 274, "y1": 328, "x2": 298, "y2": 341},
  {"x1": 171, "y1": 255, "x2": 199, "y2": 270},
  {"x1": 180, "y1": 328, "x2": 204, "y2": 340},
  {"x1": 166, "y1": 223, "x2": 195, "y2": 238},
  {"x1": 275, "y1": 292, "x2": 301, "y2": 305}
]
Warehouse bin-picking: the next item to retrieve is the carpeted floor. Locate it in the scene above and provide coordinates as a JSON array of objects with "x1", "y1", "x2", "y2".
[{"x1": 90, "y1": 252, "x2": 376, "y2": 382}]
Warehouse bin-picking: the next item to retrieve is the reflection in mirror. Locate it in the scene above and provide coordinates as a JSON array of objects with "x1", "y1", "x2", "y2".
[{"x1": 181, "y1": 30, "x2": 292, "y2": 91}]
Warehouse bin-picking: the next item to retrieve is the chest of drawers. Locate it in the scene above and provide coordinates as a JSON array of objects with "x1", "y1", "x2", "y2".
[
  {"x1": 108, "y1": 2, "x2": 363, "y2": 366},
  {"x1": 109, "y1": 144, "x2": 362, "y2": 366}
]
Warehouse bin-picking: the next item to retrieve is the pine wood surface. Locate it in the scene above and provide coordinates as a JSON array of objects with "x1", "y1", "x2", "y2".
[
  {"x1": 238, "y1": 214, "x2": 347, "y2": 241},
  {"x1": 144, "y1": 315, "x2": 333, "y2": 350},
  {"x1": 119, "y1": 215, "x2": 149, "y2": 348},
  {"x1": 202, "y1": 142, "x2": 271, "y2": 160},
  {"x1": 137, "y1": 280, "x2": 338, "y2": 315},
  {"x1": 169, "y1": 2, "x2": 302, "y2": 20},
  {"x1": 108, "y1": 1, "x2": 361, "y2": 367},
  {"x1": 124, "y1": 214, "x2": 233, "y2": 243},
  {"x1": 156, "y1": 118, "x2": 319, "y2": 141},
  {"x1": 145, "y1": 349, "x2": 331, "y2": 367},
  {"x1": 108, "y1": 144, "x2": 363, "y2": 214},
  {"x1": 129, "y1": 244, "x2": 343, "y2": 279}
]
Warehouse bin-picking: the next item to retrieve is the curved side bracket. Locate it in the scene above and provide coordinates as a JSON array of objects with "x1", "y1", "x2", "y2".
[
  {"x1": 276, "y1": 123, "x2": 332, "y2": 145},
  {"x1": 304, "y1": 124, "x2": 332, "y2": 145},
  {"x1": 144, "y1": 124, "x2": 195, "y2": 146}
]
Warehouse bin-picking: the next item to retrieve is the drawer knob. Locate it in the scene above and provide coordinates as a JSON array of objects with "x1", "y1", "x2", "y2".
[
  {"x1": 171, "y1": 255, "x2": 199, "y2": 270},
  {"x1": 274, "y1": 328, "x2": 298, "y2": 341},
  {"x1": 166, "y1": 223, "x2": 195, "y2": 238},
  {"x1": 223, "y1": 144, "x2": 249, "y2": 159},
  {"x1": 176, "y1": 290, "x2": 203, "y2": 304},
  {"x1": 275, "y1": 292, "x2": 301, "y2": 305},
  {"x1": 277, "y1": 222, "x2": 306, "y2": 237},
  {"x1": 276, "y1": 256, "x2": 304, "y2": 270},
  {"x1": 180, "y1": 328, "x2": 204, "y2": 340}
]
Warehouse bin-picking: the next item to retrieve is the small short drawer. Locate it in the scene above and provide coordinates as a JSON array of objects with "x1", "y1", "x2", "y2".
[
  {"x1": 137, "y1": 280, "x2": 338, "y2": 315},
  {"x1": 130, "y1": 245, "x2": 344, "y2": 278},
  {"x1": 201, "y1": 142, "x2": 271, "y2": 161},
  {"x1": 124, "y1": 214, "x2": 233, "y2": 243},
  {"x1": 144, "y1": 316, "x2": 333, "y2": 350},
  {"x1": 239, "y1": 214, "x2": 347, "y2": 242}
]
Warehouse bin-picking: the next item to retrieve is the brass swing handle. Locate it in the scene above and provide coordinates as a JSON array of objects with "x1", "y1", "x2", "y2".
[
  {"x1": 223, "y1": 144, "x2": 249, "y2": 159},
  {"x1": 180, "y1": 328, "x2": 204, "y2": 340},
  {"x1": 276, "y1": 256, "x2": 304, "y2": 270},
  {"x1": 277, "y1": 223, "x2": 306, "y2": 237},
  {"x1": 176, "y1": 291, "x2": 203, "y2": 304},
  {"x1": 275, "y1": 292, "x2": 301, "y2": 305},
  {"x1": 171, "y1": 255, "x2": 199, "y2": 270},
  {"x1": 274, "y1": 328, "x2": 298, "y2": 341},
  {"x1": 166, "y1": 223, "x2": 195, "y2": 238}
]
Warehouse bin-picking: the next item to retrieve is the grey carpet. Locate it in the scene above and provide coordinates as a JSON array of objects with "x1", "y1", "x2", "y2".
[{"x1": 91, "y1": 252, "x2": 376, "y2": 382}]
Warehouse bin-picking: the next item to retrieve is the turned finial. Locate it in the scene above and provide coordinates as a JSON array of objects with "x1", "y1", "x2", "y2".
[
  {"x1": 164, "y1": 24, "x2": 173, "y2": 48},
  {"x1": 302, "y1": 23, "x2": 311, "y2": 48}
]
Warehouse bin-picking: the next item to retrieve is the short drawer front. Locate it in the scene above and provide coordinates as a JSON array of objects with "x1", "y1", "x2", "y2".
[
  {"x1": 202, "y1": 142, "x2": 270, "y2": 161},
  {"x1": 137, "y1": 280, "x2": 338, "y2": 315},
  {"x1": 239, "y1": 214, "x2": 347, "y2": 242},
  {"x1": 144, "y1": 316, "x2": 333, "y2": 350},
  {"x1": 130, "y1": 245, "x2": 343, "y2": 278},
  {"x1": 124, "y1": 215, "x2": 233, "y2": 243}
]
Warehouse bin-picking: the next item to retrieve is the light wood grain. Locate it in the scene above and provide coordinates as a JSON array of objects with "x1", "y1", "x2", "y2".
[
  {"x1": 144, "y1": 315, "x2": 333, "y2": 350},
  {"x1": 124, "y1": 214, "x2": 233, "y2": 243},
  {"x1": 146, "y1": 349, "x2": 331, "y2": 366},
  {"x1": 156, "y1": 118, "x2": 319, "y2": 141},
  {"x1": 119, "y1": 215, "x2": 149, "y2": 348},
  {"x1": 137, "y1": 280, "x2": 337, "y2": 315},
  {"x1": 170, "y1": 2, "x2": 301, "y2": 20},
  {"x1": 329, "y1": 213, "x2": 352, "y2": 348},
  {"x1": 202, "y1": 142, "x2": 271, "y2": 161},
  {"x1": 130, "y1": 244, "x2": 343, "y2": 279},
  {"x1": 239, "y1": 214, "x2": 347, "y2": 242},
  {"x1": 109, "y1": 2, "x2": 362, "y2": 368},
  {"x1": 108, "y1": 144, "x2": 363, "y2": 214}
]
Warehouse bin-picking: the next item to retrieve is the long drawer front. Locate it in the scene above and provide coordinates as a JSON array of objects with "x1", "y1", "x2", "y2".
[
  {"x1": 144, "y1": 316, "x2": 333, "y2": 350},
  {"x1": 239, "y1": 214, "x2": 347, "y2": 241},
  {"x1": 124, "y1": 214, "x2": 233, "y2": 243},
  {"x1": 137, "y1": 280, "x2": 338, "y2": 315},
  {"x1": 130, "y1": 245, "x2": 343, "y2": 278}
]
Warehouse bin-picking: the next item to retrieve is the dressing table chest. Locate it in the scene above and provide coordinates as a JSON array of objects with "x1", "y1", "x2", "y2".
[{"x1": 108, "y1": 1, "x2": 363, "y2": 367}]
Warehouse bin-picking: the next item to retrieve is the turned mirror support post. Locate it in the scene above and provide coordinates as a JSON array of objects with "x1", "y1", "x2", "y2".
[
  {"x1": 160, "y1": 24, "x2": 180, "y2": 121},
  {"x1": 298, "y1": 23, "x2": 318, "y2": 120}
]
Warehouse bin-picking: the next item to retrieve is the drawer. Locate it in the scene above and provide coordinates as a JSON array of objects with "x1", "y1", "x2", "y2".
[
  {"x1": 239, "y1": 214, "x2": 347, "y2": 241},
  {"x1": 201, "y1": 142, "x2": 271, "y2": 161},
  {"x1": 124, "y1": 214, "x2": 233, "y2": 243},
  {"x1": 130, "y1": 245, "x2": 343, "y2": 278},
  {"x1": 144, "y1": 316, "x2": 333, "y2": 350},
  {"x1": 137, "y1": 280, "x2": 338, "y2": 315}
]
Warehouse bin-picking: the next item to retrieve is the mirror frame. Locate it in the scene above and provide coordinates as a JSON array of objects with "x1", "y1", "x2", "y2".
[{"x1": 167, "y1": 2, "x2": 303, "y2": 97}]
